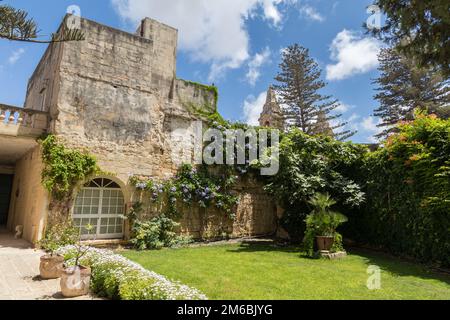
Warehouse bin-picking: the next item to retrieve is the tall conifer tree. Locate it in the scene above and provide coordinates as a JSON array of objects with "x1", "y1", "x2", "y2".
[
  {"x1": 273, "y1": 44, "x2": 354, "y2": 140},
  {"x1": 373, "y1": 47, "x2": 450, "y2": 138}
]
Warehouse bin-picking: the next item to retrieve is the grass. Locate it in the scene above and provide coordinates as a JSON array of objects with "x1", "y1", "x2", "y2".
[{"x1": 120, "y1": 241, "x2": 450, "y2": 300}]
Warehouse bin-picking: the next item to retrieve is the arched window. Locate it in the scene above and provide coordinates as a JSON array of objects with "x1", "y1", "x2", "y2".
[{"x1": 73, "y1": 178, "x2": 125, "y2": 239}]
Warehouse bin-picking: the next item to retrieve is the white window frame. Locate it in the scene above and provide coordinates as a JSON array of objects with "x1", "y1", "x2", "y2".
[{"x1": 73, "y1": 179, "x2": 125, "y2": 240}]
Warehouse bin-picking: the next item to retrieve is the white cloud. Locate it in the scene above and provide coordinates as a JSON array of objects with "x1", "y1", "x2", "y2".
[
  {"x1": 261, "y1": 0, "x2": 285, "y2": 25},
  {"x1": 334, "y1": 102, "x2": 354, "y2": 113},
  {"x1": 361, "y1": 116, "x2": 380, "y2": 132},
  {"x1": 332, "y1": 112, "x2": 384, "y2": 142},
  {"x1": 111, "y1": 0, "x2": 293, "y2": 81},
  {"x1": 8, "y1": 48, "x2": 25, "y2": 65},
  {"x1": 243, "y1": 91, "x2": 267, "y2": 126},
  {"x1": 299, "y1": 5, "x2": 324, "y2": 22},
  {"x1": 326, "y1": 29, "x2": 382, "y2": 81},
  {"x1": 361, "y1": 116, "x2": 383, "y2": 143},
  {"x1": 246, "y1": 47, "x2": 271, "y2": 86}
]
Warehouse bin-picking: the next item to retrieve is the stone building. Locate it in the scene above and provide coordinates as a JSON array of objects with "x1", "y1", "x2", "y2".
[
  {"x1": 259, "y1": 87, "x2": 284, "y2": 130},
  {"x1": 0, "y1": 16, "x2": 277, "y2": 244}
]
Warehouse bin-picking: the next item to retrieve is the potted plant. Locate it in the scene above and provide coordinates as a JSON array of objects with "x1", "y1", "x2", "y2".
[
  {"x1": 60, "y1": 224, "x2": 93, "y2": 298},
  {"x1": 38, "y1": 223, "x2": 78, "y2": 279},
  {"x1": 305, "y1": 193, "x2": 347, "y2": 251}
]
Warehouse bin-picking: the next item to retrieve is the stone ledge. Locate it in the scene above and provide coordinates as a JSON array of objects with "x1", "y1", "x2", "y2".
[
  {"x1": 80, "y1": 239, "x2": 129, "y2": 249},
  {"x1": 316, "y1": 250, "x2": 347, "y2": 260}
]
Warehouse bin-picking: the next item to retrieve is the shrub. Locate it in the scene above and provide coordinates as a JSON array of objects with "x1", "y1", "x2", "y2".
[
  {"x1": 265, "y1": 129, "x2": 366, "y2": 240},
  {"x1": 130, "y1": 215, "x2": 193, "y2": 250},
  {"x1": 119, "y1": 274, "x2": 158, "y2": 300},
  {"x1": 38, "y1": 222, "x2": 78, "y2": 255},
  {"x1": 347, "y1": 113, "x2": 450, "y2": 267},
  {"x1": 58, "y1": 246, "x2": 207, "y2": 300}
]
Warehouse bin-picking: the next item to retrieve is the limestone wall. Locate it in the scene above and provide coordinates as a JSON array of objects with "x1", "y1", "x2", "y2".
[
  {"x1": 49, "y1": 17, "x2": 215, "y2": 182},
  {"x1": 7, "y1": 146, "x2": 48, "y2": 243},
  {"x1": 137, "y1": 17, "x2": 178, "y2": 82},
  {"x1": 22, "y1": 16, "x2": 277, "y2": 241},
  {"x1": 24, "y1": 41, "x2": 63, "y2": 113},
  {"x1": 136, "y1": 178, "x2": 277, "y2": 240}
]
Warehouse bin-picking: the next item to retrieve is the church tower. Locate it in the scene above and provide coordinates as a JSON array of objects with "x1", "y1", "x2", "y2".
[{"x1": 258, "y1": 87, "x2": 284, "y2": 130}]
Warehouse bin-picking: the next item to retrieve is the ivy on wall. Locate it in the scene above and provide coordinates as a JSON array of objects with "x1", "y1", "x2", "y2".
[{"x1": 40, "y1": 134, "x2": 98, "y2": 201}]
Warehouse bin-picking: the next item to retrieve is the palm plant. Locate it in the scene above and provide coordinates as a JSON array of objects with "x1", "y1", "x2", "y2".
[{"x1": 305, "y1": 193, "x2": 347, "y2": 237}]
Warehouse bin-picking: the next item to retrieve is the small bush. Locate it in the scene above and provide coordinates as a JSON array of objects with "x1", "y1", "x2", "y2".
[
  {"x1": 131, "y1": 215, "x2": 193, "y2": 250},
  {"x1": 38, "y1": 222, "x2": 78, "y2": 255},
  {"x1": 119, "y1": 274, "x2": 158, "y2": 300}
]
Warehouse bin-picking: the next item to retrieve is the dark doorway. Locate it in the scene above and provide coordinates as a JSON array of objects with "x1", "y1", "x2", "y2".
[{"x1": 0, "y1": 175, "x2": 14, "y2": 226}]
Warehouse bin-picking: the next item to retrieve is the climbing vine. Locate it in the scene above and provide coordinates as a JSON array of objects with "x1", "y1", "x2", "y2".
[
  {"x1": 129, "y1": 164, "x2": 239, "y2": 219},
  {"x1": 40, "y1": 134, "x2": 98, "y2": 201}
]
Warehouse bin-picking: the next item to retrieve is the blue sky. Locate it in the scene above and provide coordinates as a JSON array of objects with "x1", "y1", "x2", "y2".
[{"x1": 0, "y1": 0, "x2": 385, "y2": 142}]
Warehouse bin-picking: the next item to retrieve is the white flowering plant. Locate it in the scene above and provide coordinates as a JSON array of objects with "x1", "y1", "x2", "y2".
[{"x1": 57, "y1": 245, "x2": 207, "y2": 300}]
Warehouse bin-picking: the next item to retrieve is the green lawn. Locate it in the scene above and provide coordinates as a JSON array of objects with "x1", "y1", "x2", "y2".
[{"x1": 120, "y1": 242, "x2": 450, "y2": 300}]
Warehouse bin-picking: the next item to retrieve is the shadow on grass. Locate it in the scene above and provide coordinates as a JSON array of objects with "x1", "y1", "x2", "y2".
[
  {"x1": 226, "y1": 240, "x2": 301, "y2": 254},
  {"x1": 228, "y1": 241, "x2": 450, "y2": 285},
  {"x1": 347, "y1": 247, "x2": 450, "y2": 285}
]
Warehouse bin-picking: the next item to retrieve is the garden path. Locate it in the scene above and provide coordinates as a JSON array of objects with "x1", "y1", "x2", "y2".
[{"x1": 0, "y1": 229, "x2": 96, "y2": 300}]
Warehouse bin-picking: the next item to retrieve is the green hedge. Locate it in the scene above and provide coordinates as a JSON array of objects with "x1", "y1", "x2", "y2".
[{"x1": 346, "y1": 113, "x2": 450, "y2": 267}]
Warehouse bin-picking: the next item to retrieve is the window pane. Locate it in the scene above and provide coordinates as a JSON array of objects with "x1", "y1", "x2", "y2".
[{"x1": 73, "y1": 181, "x2": 124, "y2": 237}]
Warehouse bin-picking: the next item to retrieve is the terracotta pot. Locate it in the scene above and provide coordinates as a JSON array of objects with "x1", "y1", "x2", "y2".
[
  {"x1": 316, "y1": 236, "x2": 335, "y2": 251},
  {"x1": 60, "y1": 266, "x2": 91, "y2": 298},
  {"x1": 40, "y1": 254, "x2": 64, "y2": 279}
]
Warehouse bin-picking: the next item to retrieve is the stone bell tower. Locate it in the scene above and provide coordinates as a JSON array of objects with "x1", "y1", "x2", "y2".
[{"x1": 259, "y1": 87, "x2": 284, "y2": 130}]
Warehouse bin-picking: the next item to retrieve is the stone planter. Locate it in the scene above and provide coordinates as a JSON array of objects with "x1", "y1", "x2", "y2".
[
  {"x1": 39, "y1": 254, "x2": 64, "y2": 279},
  {"x1": 316, "y1": 236, "x2": 334, "y2": 251},
  {"x1": 60, "y1": 266, "x2": 91, "y2": 298}
]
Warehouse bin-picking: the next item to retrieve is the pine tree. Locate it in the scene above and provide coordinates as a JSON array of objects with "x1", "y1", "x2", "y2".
[
  {"x1": 273, "y1": 44, "x2": 354, "y2": 140},
  {"x1": 373, "y1": 47, "x2": 450, "y2": 138},
  {"x1": 367, "y1": 0, "x2": 450, "y2": 77},
  {"x1": 0, "y1": 4, "x2": 84, "y2": 43}
]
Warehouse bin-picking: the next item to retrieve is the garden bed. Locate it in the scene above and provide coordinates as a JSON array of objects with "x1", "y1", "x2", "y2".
[{"x1": 58, "y1": 246, "x2": 207, "y2": 300}]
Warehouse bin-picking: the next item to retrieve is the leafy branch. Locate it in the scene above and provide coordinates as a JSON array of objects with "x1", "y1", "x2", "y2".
[{"x1": 0, "y1": 4, "x2": 84, "y2": 43}]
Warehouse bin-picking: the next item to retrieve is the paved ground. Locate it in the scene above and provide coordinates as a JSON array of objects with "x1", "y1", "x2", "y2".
[{"x1": 0, "y1": 228, "x2": 96, "y2": 300}]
